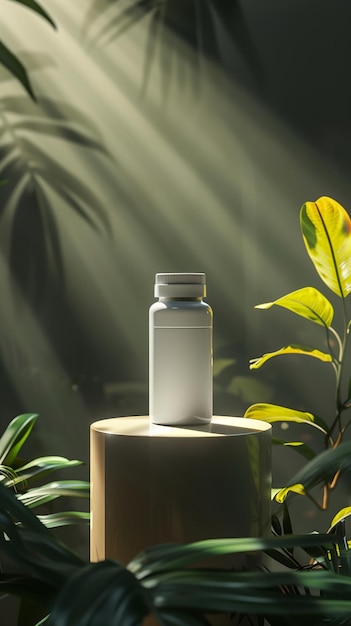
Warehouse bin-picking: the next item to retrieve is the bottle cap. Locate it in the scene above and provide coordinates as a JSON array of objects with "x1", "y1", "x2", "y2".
[{"x1": 154, "y1": 273, "x2": 206, "y2": 298}]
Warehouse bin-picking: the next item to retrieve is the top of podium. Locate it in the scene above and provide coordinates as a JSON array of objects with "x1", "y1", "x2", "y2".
[{"x1": 90, "y1": 415, "x2": 271, "y2": 438}]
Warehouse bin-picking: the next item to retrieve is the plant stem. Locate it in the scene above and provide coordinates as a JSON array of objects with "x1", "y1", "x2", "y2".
[{"x1": 326, "y1": 296, "x2": 349, "y2": 446}]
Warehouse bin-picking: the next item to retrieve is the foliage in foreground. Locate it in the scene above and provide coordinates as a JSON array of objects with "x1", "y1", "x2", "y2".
[
  {"x1": 2, "y1": 479, "x2": 351, "y2": 626},
  {"x1": 0, "y1": 412, "x2": 89, "y2": 529}
]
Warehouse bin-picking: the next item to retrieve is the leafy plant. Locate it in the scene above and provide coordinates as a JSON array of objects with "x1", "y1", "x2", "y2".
[
  {"x1": 0, "y1": 412, "x2": 89, "y2": 528},
  {"x1": 244, "y1": 196, "x2": 351, "y2": 514},
  {"x1": 3, "y1": 463, "x2": 351, "y2": 626}
]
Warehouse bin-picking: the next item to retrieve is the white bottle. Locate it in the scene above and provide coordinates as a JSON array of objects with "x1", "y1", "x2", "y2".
[{"x1": 149, "y1": 273, "x2": 213, "y2": 426}]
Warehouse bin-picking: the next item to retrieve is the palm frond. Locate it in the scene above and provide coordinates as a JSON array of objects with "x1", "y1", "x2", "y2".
[
  {"x1": 0, "y1": 2, "x2": 55, "y2": 98},
  {"x1": 7, "y1": 0, "x2": 56, "y2": 28},
  {"x1": 83, "y1": 0, "x2": 262, "y2": 95},
  {"x1": 0, "y1": 40, "x2": 35, "y2": 99},
  {"x1": 0, "y1": 96, "x2": 111, "y2": 305}
]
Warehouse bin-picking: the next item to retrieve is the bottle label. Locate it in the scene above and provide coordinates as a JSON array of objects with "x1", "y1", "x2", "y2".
[{"x1": 150, "y1": 327, "x2": 212, "y2": 425}]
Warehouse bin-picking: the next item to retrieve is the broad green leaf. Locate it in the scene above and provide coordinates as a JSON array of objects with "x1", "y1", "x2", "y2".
[
  {"x1": 328, "y1": 507, "x2": 351, "y2": 533},
  {"x1": 0, "y1": 574, "x2": 53, "y2": 610},
  {"x1": 0, "y1": 413, "x2": 38, "y2": 466},
  {"x1": 275, "y1": 439, "x2": 351, "y2": 504},
  {"x1": 148, "y1": 569, "x2": 351, "y2": 617},
  {"x1": 8, "y1": 0, "x2": 56, "y2": 28},
  {"x1": 0, "y1": 481, "x2": 52, "y2": 534},
  {"x1": 255, "y1": 287, "x2": 334, "y2": 327},
  {"x1": 130, "y1": 534, "x2": 333, "y2": 576},
  {"x1": 272, "y1": 438, "x2": 316, "y2": 461},
  {"x1": 249, "y1": 344, "x2": 333, "y2": 369},
  {"x1": 0, "y1": 487, "x2": 84, "y2": 588},
  {"x1": 50, "y1": 561, "x2": 148, "y2": 626},
  {"x1": 300, "y1": 196, "x2": 351, "y2": 297},
  {"x1": 275, "y1": 483, "x2": 306, "y2": 503},
  {"x1": 244, "y1": 403, "x2": 329, "y2": 434}
]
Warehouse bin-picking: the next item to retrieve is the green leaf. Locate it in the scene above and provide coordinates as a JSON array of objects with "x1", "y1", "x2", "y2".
[
  {"x1": 0, "y1": 413, "x2": 38, "y2": 466},
  {"x1": 0, "y1": 573, "x2": 53, "y2": 610},
  {"x1": 283, "y1": 502, "x2": 293, "y2": 536},
  {"x1": 0, "y1": 40, "x2": 35, "y2": 99},
  {"x1": 37, "y1": 511, "x2": 90, "y2": 529},
  {"x1": 272, "y1": 438, "x2": 316, "y2": 461},
  {"x1": 130, "y1": 534, "x2": 333, "y2": 577},
  {"x1": 17, "y1": 480, "x2": 90, "y2": 507},
  {"x1": 0, "y1": 481, "x2": 45, "y2": 531},
  {"x1": 9, "y1": 457, "x2": 83, "y2": 486},
  {"x1": 275, "y1": 439, "x2": 351, "y2": 503},
  {"x1": 271, "y1": 513, "x2": 282, "y2": 536},
  {"x1": 148, "y1": 569, "x2": 351, "y2": 617},
  {"x1": 255, "y1": 287, "x2": 334, "y2": 327},
  {"x1": 263, "y1": 547, "x2": 298, "y2": 569},
  {"x1": 249, "y1": 344, "x2": 333, "y2": 369},
  {"x1": 300, "y1": 196, "x2": 351, "y2": 297},
  {"x1": 8, "y1": 0, "x2": 56, "y2": 28},
  {"x1": 328, "y1": 507, "x2": 351, "y2": 533},
  {"x1": 0, "y1": 464, "x2": 17, "y2": 482},
  {"x1": 156, "y1": 611, "x2": 211, "y2": 626},
  {"x1": 244, "y1": 403, "x2": 329, "y2": 434},
  {"x1": 50, "y1": 560, "x2": 149, "y2": 626},
  {"x1": 0, "y1": 483, "x2": 83, "y2": 583}
]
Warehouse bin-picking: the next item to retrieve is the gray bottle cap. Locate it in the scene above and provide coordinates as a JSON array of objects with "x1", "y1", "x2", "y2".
[{"x1": 154, "y1": 273, "x2": 206, "y2": 298}]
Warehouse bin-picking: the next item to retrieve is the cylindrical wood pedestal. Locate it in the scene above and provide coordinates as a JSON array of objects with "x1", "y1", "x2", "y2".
[{"x1": 90, "y1": 416, "x2": 271, "y2": 568}]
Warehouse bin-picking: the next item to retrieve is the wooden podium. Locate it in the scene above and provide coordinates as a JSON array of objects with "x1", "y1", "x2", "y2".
[{"x1": 90, "y1": 416, "x2": 271, "y2": 568}]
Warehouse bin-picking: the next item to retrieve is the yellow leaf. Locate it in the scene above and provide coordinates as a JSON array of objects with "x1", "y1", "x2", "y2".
[
  {"x1": 328, "y1": 506, "x2": 351, "y2": 532},
  {"x1": 249, "y1": 345, "x2": 332, "y2": 369},
  {"x1": 244, "y1": 403, "x2": 328, "y2": 434},
  {"x1": 300, "y1": 196, "x2": 351, "y2": 297},
  {"x1": 275, "y1": 483, "x2": 306, "y2": 503},
  {"x1": 255, "y1": 287, "x2": 333, "y2": 328}
]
